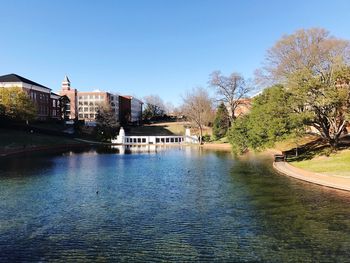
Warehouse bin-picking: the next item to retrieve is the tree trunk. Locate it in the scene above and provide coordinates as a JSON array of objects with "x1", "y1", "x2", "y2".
[
  {"x1": 329, "y1": 137, "x2": 339, "y2": 150},
  {"x1": 199, "y1": 126, "x2": 203, "y2": 145}
]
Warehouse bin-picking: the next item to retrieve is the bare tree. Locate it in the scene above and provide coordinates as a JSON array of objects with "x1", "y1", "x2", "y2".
[
  {"x1": 210, "y1": 71, "x2": 251, "y2": 123},
  {"x1": 181, "y1": 87, "x2": 213, "y2": 144},
  {"x1": 143, "y1": 95, "x2": 166, "y2": 119},
  {"x1": 258, "y1": 28, "x2": 350, "y2": 148},
  {"x1": 164, "y1": 101, "x2": 175, "y2": 115}
]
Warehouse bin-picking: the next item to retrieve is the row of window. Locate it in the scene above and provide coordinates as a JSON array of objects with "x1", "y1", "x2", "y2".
[
  {"x1": 78, "y1": 113, "x2": 97, "y2": 119},
  {"x1": 78, "y1": 107, "x2": 119, "y2": 113},
  {"x1": 78, "y1": 101, "x2": 118, "y2": 107},
  {"x1": 78, "y1": 95, "x2": 105, "y2": 100},
  {"x1": 125, "y1": 137, "x2": 183, "y2": 143}
]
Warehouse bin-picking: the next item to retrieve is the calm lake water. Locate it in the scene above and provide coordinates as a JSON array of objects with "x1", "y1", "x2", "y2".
[{"x1": 0, "y1": 147, "x2": 350, "y2": 262}]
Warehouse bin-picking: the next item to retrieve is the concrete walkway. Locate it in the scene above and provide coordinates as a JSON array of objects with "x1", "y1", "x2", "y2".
[{"x1": 273, "y1": 161, "x2": 350, "y2": 192}]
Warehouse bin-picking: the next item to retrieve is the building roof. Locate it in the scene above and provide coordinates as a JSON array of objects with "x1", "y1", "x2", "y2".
[
  {"x1": 51, "y1": 92, "x2": 61, "y2": 96},
  {"x1": 0, "y1": 73, "x2": 51, "y2": 90},
  {"x1": 63, "y1": 75, "x2": 70, "y2": 83}
]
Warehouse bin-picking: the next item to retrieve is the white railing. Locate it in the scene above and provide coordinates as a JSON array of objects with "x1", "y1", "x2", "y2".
[
  {"x1": 111, "y1": 135, "x2": 199, "y2": 145},
  {"x1": 111, "y1": 127, "x2": 199, "y2": 145}
]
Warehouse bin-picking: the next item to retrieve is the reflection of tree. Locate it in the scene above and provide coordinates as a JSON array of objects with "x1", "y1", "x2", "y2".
[
  {"x1": 228, "y1": 157, "x2": 350, "y2": 261},
  {"x1": 0, "y1": 154, "x2": 54, "y2": 177}
]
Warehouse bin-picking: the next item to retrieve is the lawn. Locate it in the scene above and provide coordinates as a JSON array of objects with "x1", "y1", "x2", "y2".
[
  {"x1": 0, "y1": 128, "x2": 80, "y2": 151},
  {"x1": 291, "y1": 149, "x2": 350, "y2": 177},
  {"x1": 128, "y1": 121, "x2": 212, "y2": 136}
]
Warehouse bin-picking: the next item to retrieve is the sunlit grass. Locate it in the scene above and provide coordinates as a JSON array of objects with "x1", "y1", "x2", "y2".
[{"x1": 291, "y1": 149, "x2": 350, "y2": 176}]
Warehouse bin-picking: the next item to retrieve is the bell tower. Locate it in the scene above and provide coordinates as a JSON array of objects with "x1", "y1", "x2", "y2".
[{"x1": 61, "y1": 75, "x2": 71, "y2": 91}]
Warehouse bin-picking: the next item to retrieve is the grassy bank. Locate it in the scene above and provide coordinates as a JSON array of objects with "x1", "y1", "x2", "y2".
[
  {"x1": 0, "y1": 128, "x2": 81, "y2": 151},
  {"x1": 291, "y1": 149, "x2": 350, "y2": 177},
  {"x1": 128, "y1": 121, "x2": 212, "y2": 136},
  {"x1": 272, "y1": 134, "x2": 350, "y2": 177}
]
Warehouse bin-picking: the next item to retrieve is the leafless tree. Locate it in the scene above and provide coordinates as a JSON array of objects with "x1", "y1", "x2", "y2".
[
  {"x1": 210, "y1": 71, "x2": 251, "y2": 123},
  {"x1": 143, "y1": 95, "x2": 166, "y2": 119},
  {"x1": 181, "y1": 87, "x2": 214, "y2": 144}
]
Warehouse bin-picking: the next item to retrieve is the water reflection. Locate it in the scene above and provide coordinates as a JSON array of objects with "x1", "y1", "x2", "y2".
[{"x1": 0, "y1": 148, "x2": 349, "y2": 262}]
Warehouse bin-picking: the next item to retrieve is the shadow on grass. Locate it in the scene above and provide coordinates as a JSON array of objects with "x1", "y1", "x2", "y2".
[
  {"x1": 285, "y1": 135, "x2": 350, "y2": 162},
  {"x1": 125, "y1": 125, "x2": 176, "y2": 136}
]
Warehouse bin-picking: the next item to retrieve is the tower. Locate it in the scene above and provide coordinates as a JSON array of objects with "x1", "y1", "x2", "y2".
[
  {"x1": 61, "y1": 75, "x2": 71, "y2": 91},
  {"x1": 59, "y1": 75, "x2": 77, "y2": 119}
]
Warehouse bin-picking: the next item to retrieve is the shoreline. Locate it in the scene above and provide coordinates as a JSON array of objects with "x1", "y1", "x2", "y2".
[
  {"x1": 273, "y1": 161, "x2": 350, "y2": 192},
  {"x1": 0, "y1": 143, "x2": 93, "y2": 158}
]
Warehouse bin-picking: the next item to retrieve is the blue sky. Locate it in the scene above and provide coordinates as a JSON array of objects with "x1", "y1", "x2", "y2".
[{"x1": 1, "y1": 0, "x2": 350, "y2": 106}]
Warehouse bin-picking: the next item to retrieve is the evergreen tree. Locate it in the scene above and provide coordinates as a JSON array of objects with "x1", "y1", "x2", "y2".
[
  {"x1": 212, "y1": 102, "x2": 230, "y2": 140},
  {"x1": 228, "y1": 85, "x2": 306, "y2": 154}
]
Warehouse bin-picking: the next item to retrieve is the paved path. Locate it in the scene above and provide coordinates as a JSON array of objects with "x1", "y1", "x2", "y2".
[{"x1": 273, "y1": 161, "x2": 350, "y2": 192}]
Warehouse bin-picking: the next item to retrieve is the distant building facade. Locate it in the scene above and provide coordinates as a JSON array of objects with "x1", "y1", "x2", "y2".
[
  {"x1": 0, "y1": 73, "x2": 61, "y2": 120},
  {"x1": 59, "y1": 76, "x2": 142, "y2": 125},
  {"x1": 77, "y1": 91, "x2": 119, "y2": 122}
]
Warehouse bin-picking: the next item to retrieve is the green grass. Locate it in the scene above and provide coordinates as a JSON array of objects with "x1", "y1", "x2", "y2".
[
  {"x1": 209, "y1": 136, "x2": 229, "y2": 144},
  {"x1": 128, "y1": 122, "x2": 187, "y2": 136},
  {"x1": 291, "y1": 149, "x2": 350, "y2": 177},
  {"x1": 0, "y1": 128, "x2": 80, "y2": 151}
]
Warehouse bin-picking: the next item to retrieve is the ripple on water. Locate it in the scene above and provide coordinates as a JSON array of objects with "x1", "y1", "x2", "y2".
[{"x1": 0, "y1": 148, "x2": 350, "y2": 262}]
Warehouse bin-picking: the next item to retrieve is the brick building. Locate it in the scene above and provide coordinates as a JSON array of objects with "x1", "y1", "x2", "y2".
[
  {"x1": 59, "y1": 76, "x2": 78, "y2": 120},
  {"x1": 0, "y1": 73, "x2": 61, "y2": 120},
  {"x1": 59, "y1": 76, "x2": 142, "y2": 125}
]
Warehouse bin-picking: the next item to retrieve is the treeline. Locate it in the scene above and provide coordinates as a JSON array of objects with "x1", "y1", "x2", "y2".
[{"x1": 229, "y1": 28, "x2": 350, "y2": 153}]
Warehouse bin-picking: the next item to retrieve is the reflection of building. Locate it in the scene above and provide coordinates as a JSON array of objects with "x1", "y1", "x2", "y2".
[
  {"x1": 0, "y1": 73, "x2": 61, "y2": 120},
  {"x1": 59, "y1": 76, "x2": 142, "y2": 125}
]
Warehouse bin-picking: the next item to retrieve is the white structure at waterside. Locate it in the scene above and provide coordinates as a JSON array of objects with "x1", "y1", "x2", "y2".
[{"x1": 112, "y1": 127, "x2": 199, "y2": 145}]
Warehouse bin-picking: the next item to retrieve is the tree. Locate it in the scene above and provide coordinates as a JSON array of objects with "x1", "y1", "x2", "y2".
[
  {"x1": 228, "y1": 85, "x2": 305, "y2": 154},
  {"x1": 258, "y1": 28, "x2": 350, "y2": 148},
  {"x1": 210, "y1": 71, "x2": 251, "y2": 123},
  {"x1": 95, "y1": 104, "x2": 120, "y2": 142},
  {"x1": 181, "y1": 87, "x2": 213, "y2": 144},
  {"x1": 0, "y1": 87, "x2": 36, "y2": 121},
  {"x1": 142, "y1": 95, "x2": 166, "y2": 120},
  {"x1": 212, "y1": 102, "x2": 230, "y2": 140}
]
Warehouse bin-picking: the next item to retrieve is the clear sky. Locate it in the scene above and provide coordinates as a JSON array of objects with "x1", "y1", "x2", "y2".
[{"x1": 1, "y1": 0, "x2": 350, "y2": 105}]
